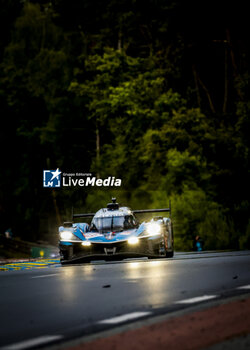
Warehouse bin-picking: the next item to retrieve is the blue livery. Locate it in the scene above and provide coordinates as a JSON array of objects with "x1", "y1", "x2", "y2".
[{"x1": 59, "y1": 198, "x2": 174, "y2": 264}]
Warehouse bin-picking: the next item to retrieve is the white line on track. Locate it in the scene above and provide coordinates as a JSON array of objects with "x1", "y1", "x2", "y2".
[
  {"x1": 175, "y1": 295, "x2": 218, "y2": 304},
  {"x1": 31, "y1": 273, "x2": 60, "y2": 279},
  {"x1": 98, "y1": 311, "x2": 152, "y2": 324},
  {"x1": 237, "y1": 284, "x2": 250, "y2": 290},
  {"x1": 1, "y1": 335, "x2": 63, "y2": 350}
]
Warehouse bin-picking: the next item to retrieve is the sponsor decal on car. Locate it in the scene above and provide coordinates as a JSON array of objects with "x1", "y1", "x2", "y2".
[{"x1": 84, "y1": 232, "x2": 103, "y2": 239}]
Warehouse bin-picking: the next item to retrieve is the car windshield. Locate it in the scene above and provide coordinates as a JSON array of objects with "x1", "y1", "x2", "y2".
[{"x1": 91, "y1": 215, "x2": 136, "y2": 233}]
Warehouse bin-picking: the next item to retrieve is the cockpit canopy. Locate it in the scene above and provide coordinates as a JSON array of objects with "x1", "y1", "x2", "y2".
[{"x1": 91, "y1": 214, "x2": 137, "y2": 233}]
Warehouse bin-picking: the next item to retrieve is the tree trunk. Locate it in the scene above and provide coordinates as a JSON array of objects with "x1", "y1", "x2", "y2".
[
  {"x1": 96, "y1": 123, "x2": 100, "y2": 178},
  {"x1": 226, "y1": 28, "x2": 243, "y2": 100},
  {"x1": 223, "y1": 45, "x2": 228, "y2": 114},
  {"x1": 192, "y1": 65, "x2": 201, "y2": 108},
  {"x1": 195, "y1": 67, "x2": 216, "y2": 113}
]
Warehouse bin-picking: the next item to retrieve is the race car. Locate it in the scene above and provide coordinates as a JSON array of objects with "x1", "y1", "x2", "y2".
[{"x1": 59, "y1": 198, "x2": 174, "y2": 264}]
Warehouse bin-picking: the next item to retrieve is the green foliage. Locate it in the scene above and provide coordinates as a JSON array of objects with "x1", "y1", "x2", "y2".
[
  {"x1": 171, "y1": 188, "x2": 209, "y2": 251},
  {"x1": 197, "y1": 206, "x2": 234, "y2": 250},
  {"x1": 0, "y1": 0, "x2": 249, "y2": 250},
  {"x1": 239, "y1": 220, "x2": 250, "y2": 249}
]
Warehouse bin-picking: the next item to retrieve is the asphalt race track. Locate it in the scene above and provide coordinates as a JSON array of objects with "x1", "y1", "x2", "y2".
[{"x1": 0, "y1": 251, "x2": 250, "y2": 349}]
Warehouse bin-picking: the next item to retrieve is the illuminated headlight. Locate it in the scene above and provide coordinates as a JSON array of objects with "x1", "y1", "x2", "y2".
[
  {"x1": 128, "y1": 237, "x2": 139, "y2": 245},
  {"x1": 147, "y1": 223, "x2": 161, "y2": 236},
  {"x1": 60, "y1": 231, "x2": 74, "y2": 240},
  {"x1": 81, "y1": 241, "x2": 91, "y2": 247}
]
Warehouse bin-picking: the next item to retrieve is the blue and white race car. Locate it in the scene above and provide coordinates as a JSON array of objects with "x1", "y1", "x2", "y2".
[{"x1": 59, "y1": 198, "x2": 174, "y2": 264}]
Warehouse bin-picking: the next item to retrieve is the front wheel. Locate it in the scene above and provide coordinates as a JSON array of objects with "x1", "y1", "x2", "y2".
[{"x1": 165, "y1": 250, "x2": 174, "y2": 258}]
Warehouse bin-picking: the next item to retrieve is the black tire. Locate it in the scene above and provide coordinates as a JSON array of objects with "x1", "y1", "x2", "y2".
[
  {"x1": 165, "y1": 250, "x2": 174, "y2": 258},
  {"x1": 60, "y1": 249, "x2": 69, "y2": 261}
]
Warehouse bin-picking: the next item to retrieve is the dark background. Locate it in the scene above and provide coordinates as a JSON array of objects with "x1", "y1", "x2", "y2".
[{"x1": 0, "y1": 0, "x2": 249, "y2": 250}]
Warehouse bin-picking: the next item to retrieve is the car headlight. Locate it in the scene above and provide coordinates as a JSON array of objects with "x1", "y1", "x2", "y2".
[
  {"x1": 128, "y1": 237, "x2": 139, "y2": 245},
  {"x1": 60, "y1": 231, "x2": 75, "y2": 241},
  {"x1": 147, "y1": 222, "x2": 161, "y2": 236},
  {"x1": 81, "y1": 241, "x2": 91, "y2": 246}
]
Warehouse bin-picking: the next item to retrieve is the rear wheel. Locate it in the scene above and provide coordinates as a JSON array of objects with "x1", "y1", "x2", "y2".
[{"x1": 149, "y1": 237, "x2": 173, "y2": 259}]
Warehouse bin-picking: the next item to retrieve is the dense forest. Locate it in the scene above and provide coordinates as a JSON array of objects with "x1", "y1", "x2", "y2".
[{"x1": 0, "y1": 0, "x2": 249, "y2": 250}]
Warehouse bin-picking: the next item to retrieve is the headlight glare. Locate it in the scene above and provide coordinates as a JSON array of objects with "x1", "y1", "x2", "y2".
[
  {"x1": 60, "y1": 231, "x2": 74, "y2": 240},
  {"x1": 128, "y1": 237, "x2": 139, "y2": 245},
  {"x1": 147, "y1": 222, "x2": 161, "y2": 236},
  {"x1": 82, "y1": 241, "x2": 91, "y2": 246}
]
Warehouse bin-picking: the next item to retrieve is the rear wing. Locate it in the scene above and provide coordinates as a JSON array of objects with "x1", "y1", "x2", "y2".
[
  {"x1": 133, "y1": 208, "x2": 171, "y2": 215},
  {"x1": 133, "y1": 201, "x2": 171, "y2": 217},
  {"x1": 71, "y1": 201, "x2": 171, "y2": 220},
  {"x1": 72, "y1": 212, "x2": 95, "y2": 220}
]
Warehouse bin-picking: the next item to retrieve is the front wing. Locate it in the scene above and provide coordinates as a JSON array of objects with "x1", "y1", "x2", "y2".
[{"x1": 59, "y1": 236, "x2": 167, "y2": 264}]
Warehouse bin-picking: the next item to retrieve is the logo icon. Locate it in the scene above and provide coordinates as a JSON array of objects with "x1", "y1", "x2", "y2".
[{"x1": 43, "y1": 168, "x2": 61, "y2": 188}]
